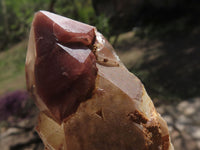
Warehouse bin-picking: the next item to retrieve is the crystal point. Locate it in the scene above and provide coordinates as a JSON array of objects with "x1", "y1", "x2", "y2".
[{"x1": 26, "y1": 11, "x2": 174, "y2": 150}]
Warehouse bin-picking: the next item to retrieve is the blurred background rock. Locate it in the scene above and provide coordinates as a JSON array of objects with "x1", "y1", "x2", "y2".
[{"x1": 0, "y1": 0, "x2": 199, "y2": 149}]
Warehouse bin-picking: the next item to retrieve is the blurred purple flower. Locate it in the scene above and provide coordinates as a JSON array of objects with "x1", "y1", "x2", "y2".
[{"x1": 0, "y1": 90, "x2": 32, "y2": 122}]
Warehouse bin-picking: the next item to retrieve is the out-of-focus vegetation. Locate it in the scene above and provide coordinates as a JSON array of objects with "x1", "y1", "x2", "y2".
[
  {"x1": 0, "y1": 0, "x2": 110, "y2": 50},
  {"x1": 0, "y1": 40, "x2": 27, "y2": 95},
  {"x1": 0, "y1": 90, "x2": 33, "y2": 122},
  {"x1": 1, "y1": 0, "x2": 200, "y2": 50},
  {"x1": 0, "y1": 0, "x2": 49, "y2": 50}
]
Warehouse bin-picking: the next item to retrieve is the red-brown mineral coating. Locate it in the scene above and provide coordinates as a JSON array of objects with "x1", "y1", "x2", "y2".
[
  {"x1": 42, "y1": 11, "x2": 95, "y2": 46},
  {"x1": 33, "y1": 11, "x2": 97, "y2": 121},
  {"x1": 27, "y1": 11, "x2": 173, "y2": 150}
]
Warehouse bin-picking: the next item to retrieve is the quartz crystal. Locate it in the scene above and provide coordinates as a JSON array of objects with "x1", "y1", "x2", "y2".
[{"x1": 26, "y1": 11, "x2": 174, "y2": 150}]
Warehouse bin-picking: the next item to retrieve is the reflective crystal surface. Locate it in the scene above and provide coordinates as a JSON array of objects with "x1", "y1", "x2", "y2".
[{"x1": 26, "y1": 11, "x2": 174, "y2": 150}]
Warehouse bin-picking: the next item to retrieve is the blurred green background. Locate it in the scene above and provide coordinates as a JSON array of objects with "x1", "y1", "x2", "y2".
[{"x1": 0, "y1": 0, "x2": 200, "y2": 150}]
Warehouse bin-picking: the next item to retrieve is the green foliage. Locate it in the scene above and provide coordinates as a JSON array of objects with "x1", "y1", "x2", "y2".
[
  {"x1": 93, "y1": 14, "x2": 110, "y2": 38},
  {"x1": 0, "y1": 0, "x2": 111, "y2": 50},
  {"x1": 135, "y1": 15, "x2": 192, "y2": 40},
  {"x1": 54, "y1": 0, "x2": 111, "y2": 38},
  {"x1": 0, "y1": 40, "x2": 27, "y2": 94},
  {"x1": 0, "y1": 0, "x2": 51, "y2": 49}
]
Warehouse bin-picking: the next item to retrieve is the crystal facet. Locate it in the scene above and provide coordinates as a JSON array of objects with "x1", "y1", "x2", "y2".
[{"x1": 26, "y1": 10, "x2": 174, "y2": 150}]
